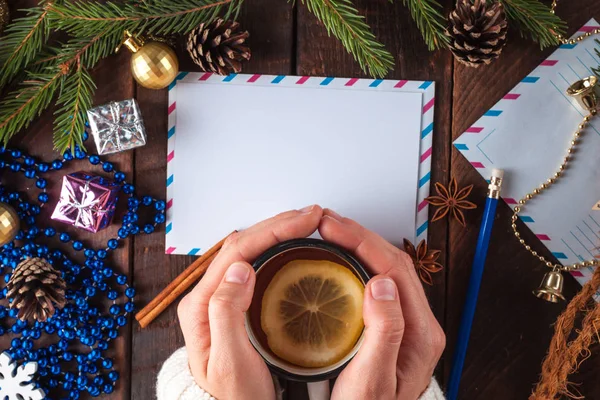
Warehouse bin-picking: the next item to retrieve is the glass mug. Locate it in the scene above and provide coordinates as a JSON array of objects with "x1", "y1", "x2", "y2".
[{"x1": 245, "y1": 239, "x2": 370, "y2": 400}]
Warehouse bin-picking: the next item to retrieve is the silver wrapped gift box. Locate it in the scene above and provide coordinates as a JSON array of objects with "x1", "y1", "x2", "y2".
[{"x1": 87, "y1": 98, "x2": 147, "y2": 155}]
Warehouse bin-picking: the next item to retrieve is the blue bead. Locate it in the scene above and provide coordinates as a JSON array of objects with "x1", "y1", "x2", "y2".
[
  {"x1": 103, "y1": 319, "x2": 114, "y2": 329},
  {"x1": 88, "y1": 349, "x2": 101, "y2": 361},
  {"x1": 97, "y1": 340, "x2": 108, "y2": 350},
  {"x1": 36, "y1": 162, "x2": 49, "y2": 172},
  {"x1": 125, "y1": 288, "x2": 136, "y2": 298},
  {"x1": 108, "y1": 329, "x2": 118, "y2": 339},
  {"x1": 127, "y1": 197, "x2": 139, "y2": 208},
  {"x1": 102, "y1": 162, "x2": 114, "y2": 172},
  {"x1": 108, "y1": 371, "x2": 119, "y2": 382},
  {"x1": 10, "y1": 162, "x2": 21, "y2": 172},
  {"x1": 75, "y1": 150, "x2": 86, "y2": 159},
  {"x1": 24, "y1": 169, "x2": 35, "y2": 179},
  {"x1": 116, "y1": 316, "x2": 127, "y2": 326},
  {"x1": 24, "y1": 157, "x2": 35, "y2": 166},
  {"x1": 16, "y1": 319, "x2": 27, "y2": 328},
  {"x1": 11, "y1": 325, "x2": 22, "y2": 334},
  {"x1": 63, "y1": 352, "x2": 73, "y2": 362},
  {"x1": 51, "y1": 365, "x2": 61, "y2": 375},
  {"x1": 96, "y1": 249, "x2": 107, "y2": 259},
  {"x1": 35, "y1": 178, "x2": 47, "y2": 189},
  {"x1": 63, "y1": 381, "x2": 74, "y2": 390},
  {"x1": 107, "y1": 290, "x2": 118, "y2": 300},
  {"x1": 114, "y1": 172, "x2": 126, "y2": 182},
  {"x1": 116, "y1": 275, "x2": 127, "y2": 285},
  {"x1": 102, "y1": 267, "x2": 112, "y2": 278},
  {"x1": 142, "y1": 196, "x2": 153, "y2": 206},
  {"x1": 85, "y1": 286, "x2": 96, "y2": 297},
  {"x1": 76, "y1": 376, "x2": 88, "y2": 387},
  {"x1": 70, "y1": 390, "x2": 80, "y2": 399},
  {"x1": 109, "y1": 305, "x2": 120, "y2": 315},
  {"x1": 11, "y1": 338, "x2": 21, "y2": 348},
  {"x1": 51, "y1": 160, "x2": 63, "y2": 170},
  {"x1": 72, "y1": 241, "x2": 83, "y2": 251},
  {"x1": 63, "y1": 151, "x2": 74, "y2": 161},
  {"x1": 8, "y1": 308, "x2": 17, "y2": 317},
  {"x1": 107, "y1": 239, "x2": 118, "y2": 249},
  {"x1": 98, "y1": 282, "x2": 108, "y2": 292},
  {"x1": 84, "y1": 249, "x2": 95, "y2": 258},
  {"x1": 60, "y1": 233, "x2": 71, "y2": 242},
  {"x1": 49, "y1": 378, "x2": 59, "y2": 387},
  {"x1": 83, "y1": 130, "x2": 89, "y2": 140},
  {"x1": 38, "y1": 369, "x2": 47, "y2": 377},
  {"x1": 103, "y1": 384, "x2": 114, "y2": 394},
  {"x1": 154, "y1": 200, "x2": 166, "y2": 211},
  {"x1": 154, "y1": 213, "x2": 166, "y2": 224},
  {"x1": 49, "y1": 355, "x2": 59, "y2": 365},
  {"x1": 44, "y1": 227, "x2": 56, "y2": 238},
  {"x1": 143, "y1": 224, "x2": 155, "y2": 234},
  {"x1": 10, "y1": 150, "x2": 21, "y2": 158},
  {"x1": 101, "y1": 358, "x2": 113, "y2": 369},
  {"x1": 122, "y1": 184, "x2": 134, "y2": 194},
  {"x1": 44, "y1": 325, "x2": 55, "y2": 334},
  {"x1": 129, "y1": 224, "x2": 140, "y2": 235},
  {"x1": 38, "y1": 358, "x2": 48, "y2": 368},
  {"x1": 22, "y1": 339, "x2": 33, "y2": 350},
  {"x1": 89, "y1": 155, "x2": 100, "y2": 165}
]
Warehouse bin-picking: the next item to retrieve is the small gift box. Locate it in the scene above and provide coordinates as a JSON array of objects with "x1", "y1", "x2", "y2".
[
  {"x1": 86, "y1": 98, "x2": 147, "y2": 155},
  {"x1": 51, "y1": 172, "x2": 120, "y2": 233}
]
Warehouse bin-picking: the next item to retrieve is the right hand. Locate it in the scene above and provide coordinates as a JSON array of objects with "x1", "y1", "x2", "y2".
[{"x1": 319, "y1": 209, "x2": 446, "y2": 400}]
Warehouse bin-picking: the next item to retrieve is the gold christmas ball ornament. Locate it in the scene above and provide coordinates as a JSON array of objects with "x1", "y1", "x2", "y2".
[
  {"x1": 0, "y1": 0, "x2": 9, "y2": 34},
  {"x1": 0, "y1": 203, "x2": 19, "y2": 246},
  {"x1": 121, "y1": 31, "x2": 179, "y2": 90}
]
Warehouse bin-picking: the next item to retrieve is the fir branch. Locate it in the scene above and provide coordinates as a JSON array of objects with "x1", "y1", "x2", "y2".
[
  {"x1": 47, "y1": 0, "x2": 243, "y2": 37},
  {"x1": 300, "y1": 0, "x2": 394, "y2": 78},
  {"x1": 53, "y1": 63, "x2": 95, "y2": 153},
  {"x1": 0, "y1": 4, "x2": 52, "y2": 88},
  {"x1": 500, "y1": 0, "x2": 567, "y2": 49},
  {"x1": 0, "y1": 71, "x2": 65, "y2": 145},
  {"x1": 397, "y1": 0, "x2": 449, "y2": 50}
]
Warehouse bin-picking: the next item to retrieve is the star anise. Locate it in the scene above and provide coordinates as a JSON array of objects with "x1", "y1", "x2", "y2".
[
  {"x1": 403, "y1": 239, "x2": 443, "y2": 286},
  {"x1": 425, "y1": 177, "x2": 476, "y2": 227}
]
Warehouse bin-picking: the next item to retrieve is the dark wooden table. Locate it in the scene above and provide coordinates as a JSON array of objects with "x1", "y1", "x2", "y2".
[{"x1": 4, "y1": 0, "x2": 600, "y2": 399}]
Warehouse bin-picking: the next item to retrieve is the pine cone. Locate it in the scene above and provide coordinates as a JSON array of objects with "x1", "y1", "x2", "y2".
[
  {"x1": 186, "y1": 19, "x2": 251, "y2": 75},
  {"x1": 7, "y1": 258, "x2": 66, "y2": 322},
  {"x1": 446, "y1": 0, "x2": 508, "y2": 68}
]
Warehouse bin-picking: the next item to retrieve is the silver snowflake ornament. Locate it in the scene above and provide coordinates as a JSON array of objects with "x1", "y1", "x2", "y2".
[{"x1": 0, "y1": 352, "x2": 45, "y2": 400}]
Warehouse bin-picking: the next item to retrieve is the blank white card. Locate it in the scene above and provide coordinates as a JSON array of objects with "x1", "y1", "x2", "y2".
[{"x1": 167, "y1": 79, "x2": 425, "y2": 254}]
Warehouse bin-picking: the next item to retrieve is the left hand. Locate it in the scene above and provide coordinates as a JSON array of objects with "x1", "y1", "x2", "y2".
[{"x1": 177, "y1": 206, "x2": 324, "y2": 400}]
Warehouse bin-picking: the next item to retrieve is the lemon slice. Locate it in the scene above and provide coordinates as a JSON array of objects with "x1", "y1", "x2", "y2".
[{"x1": 261, "y1": 259, "x2": 364, "y2": 368}]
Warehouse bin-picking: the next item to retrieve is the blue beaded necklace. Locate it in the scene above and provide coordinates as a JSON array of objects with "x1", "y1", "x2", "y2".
[{"x1": 0, "y1": 134, "x2": 165, "y2": 399}]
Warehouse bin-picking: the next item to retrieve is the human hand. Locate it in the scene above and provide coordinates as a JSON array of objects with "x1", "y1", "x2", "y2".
[
  {"x1": 319, "y1": 209, "x2": 446, "y2": 400},
  {"x1": 177, "y1": 205, "x2": 324, "y2": 400}
]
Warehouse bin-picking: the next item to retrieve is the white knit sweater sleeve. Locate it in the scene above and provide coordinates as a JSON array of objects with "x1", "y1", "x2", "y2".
[{"x1": 157, "y1": 347, "x2": 445, "y2": 400}]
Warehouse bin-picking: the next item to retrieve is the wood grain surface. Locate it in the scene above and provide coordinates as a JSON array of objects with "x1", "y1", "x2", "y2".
[{"x1": 1, "y1": 0, "x2": 600, "y2": 399}]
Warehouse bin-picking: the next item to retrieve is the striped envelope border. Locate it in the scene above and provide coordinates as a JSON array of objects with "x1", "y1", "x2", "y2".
[{"x1": 166, "y1": 73, "x2": 435, "y2": 255}]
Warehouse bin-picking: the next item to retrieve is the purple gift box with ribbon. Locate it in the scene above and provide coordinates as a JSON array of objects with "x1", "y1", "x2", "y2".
[{"x1": 51, "y1": 172, "x2": 120, "y2": 233}]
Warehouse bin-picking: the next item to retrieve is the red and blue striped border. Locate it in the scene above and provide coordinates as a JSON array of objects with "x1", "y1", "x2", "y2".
[{"x1": 166, "y1": 73, "x2": 435, "y2": 253}]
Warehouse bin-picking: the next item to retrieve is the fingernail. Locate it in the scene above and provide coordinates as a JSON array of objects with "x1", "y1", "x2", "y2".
[
  {"x1": 325, "y1": 209, "x2": 343, "y2": 221},
  {"x1": 225, "y1": 262, "x2": 250, "y2": 284},
  {"x1": 371, "y1": 278, "x2": 397, "y2": 301},
  {"x1": 299, "y1": 205, "x2": 315, "y2": 214}
]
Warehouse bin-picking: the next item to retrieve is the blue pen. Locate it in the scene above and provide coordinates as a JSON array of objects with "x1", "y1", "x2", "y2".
[{"x1": 447, "y1": 169, "x2": 504, "y2": 400}]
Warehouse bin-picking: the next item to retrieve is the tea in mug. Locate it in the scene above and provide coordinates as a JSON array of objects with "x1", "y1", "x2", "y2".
[{"x1": 260, "y1": 259, "x2": 364, "y2": 368}]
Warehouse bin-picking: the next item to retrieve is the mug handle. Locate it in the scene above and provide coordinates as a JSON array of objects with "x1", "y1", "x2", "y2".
[{"x1": 307, "y1": 380, "x2": 330, "y2": 400}]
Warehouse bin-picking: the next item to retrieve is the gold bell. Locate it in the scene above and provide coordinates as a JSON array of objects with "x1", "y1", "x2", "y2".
[
  {"x1": 567, "y1": 76, "x2": 600, "y2": 114},
  {"x1": 533, "y1": 270, "x2": 566, "y2": 303}
]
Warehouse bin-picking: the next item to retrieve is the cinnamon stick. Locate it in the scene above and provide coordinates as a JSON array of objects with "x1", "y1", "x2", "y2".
[{"x1": 135, "y1": 232, "x2": 234, "y2": 328}]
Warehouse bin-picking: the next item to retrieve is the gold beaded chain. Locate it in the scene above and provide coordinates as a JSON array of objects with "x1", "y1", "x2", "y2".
[
  {"x1": 511, "y1": 111, "x2": 598, "y2": 273},
  {"x1": 510, "y1": 2, "x2": 600, "y2": 277},
  {"x1": 550, "y1": 0, "x2": 600, "y2": 45}
]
